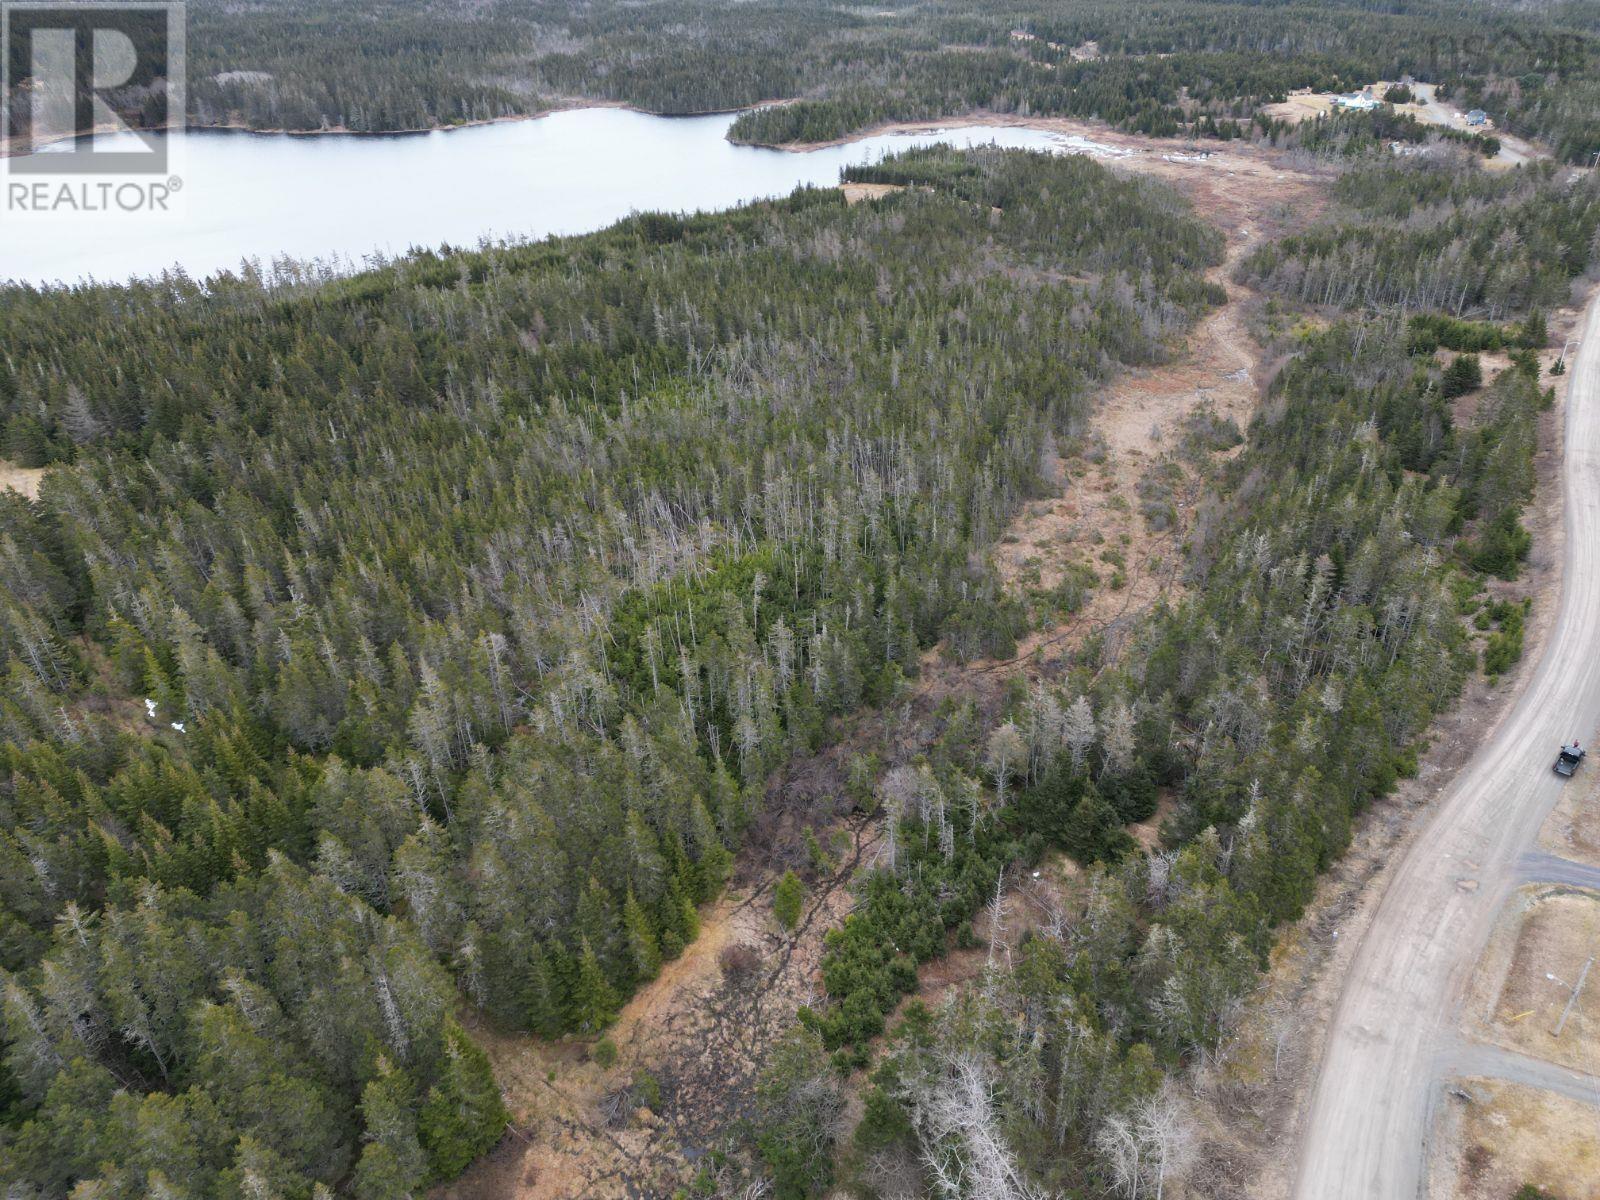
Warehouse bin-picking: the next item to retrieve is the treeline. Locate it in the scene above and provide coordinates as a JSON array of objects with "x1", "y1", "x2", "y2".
[
  {"x1": 1239, "y1": 157, "x2": 1600, "y2": 318},
  {"x1": 0, "y1": 149, "x2": 1224, "y2": 1196},
  {"x1": 725, "y1": 49, "x2": 1329, "y2": 145},
  {"x1": 6, "y1": 0, "x2": 1597, "y2": 163}
]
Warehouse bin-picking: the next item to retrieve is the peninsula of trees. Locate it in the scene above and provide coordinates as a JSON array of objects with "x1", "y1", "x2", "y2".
[{"x1": 5, "y1": 0, "x2": 1597, "y2": 163}]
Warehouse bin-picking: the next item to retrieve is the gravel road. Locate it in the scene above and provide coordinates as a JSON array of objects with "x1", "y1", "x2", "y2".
[
  {"x1": 1291, "y1": 293, "x2": 1600, "y2": 1198},
  {"x1": 1441, "y1": 1042, "x2": 1600, "y2": 1110}
]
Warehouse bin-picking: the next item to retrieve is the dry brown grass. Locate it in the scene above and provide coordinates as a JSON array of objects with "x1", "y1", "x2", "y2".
[
  {"x1": 1541, "y1": 773, "x2": 1600, "y2": 871},
  {"x1": 839, "y1": 181, "x2": 905, "y2": 205},
  {"x1": 991, "y1": 157, "x2": 1322, "y2": 675},
  {"x1": 1447, "y1": 1079, "x2": 1600, "y2": 1200},
  {"x1": 1130, "y1": 793, "x2": 1177, "y2": 853},
  {"x1": 1259, "y1": 82, "x2": 1426, "y2": 127},
  {"x1": 1259, "y1": 90, "x2": 1341, "y2": 126},
  {"x1": 0, "y1": 460, "x2": 44, "y2": 498},
  {"x1": 437, "y1": 807, "x2": 882, "y2": 1200},
  {"x1": 1486, "y1": 891, "x2": 1600, "y2": 1074}
]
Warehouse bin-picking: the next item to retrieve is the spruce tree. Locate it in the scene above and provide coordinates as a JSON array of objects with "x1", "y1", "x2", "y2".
[
  {"x1": 1062, "y1": 789, "x2": 1121, "y2": 864},
  {"x1": 353, "y1": 1061, "x2": 426, "y2": 1200},
  {"x1": 417, "y1": 1022, "x2": 508, "y2": 1180},
  {"x1": 621, "y1": 889, "x2": 661, "y2": 984},
  {"x1": 524, "y1": 940, "x2": 564, "y2": 1038},
  {"x1": 773, "y1": 871, "x2": 804, "y2": 930},
  {"x1": 568, "y1": 942, "x2": 619, "y2": 1034}
]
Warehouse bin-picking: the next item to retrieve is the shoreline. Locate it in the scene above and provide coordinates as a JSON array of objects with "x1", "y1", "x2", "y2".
[
  {"x1": 0, "y1": 95, "x2": 801, "y2": 159},
  {"x1": 3, "y1": 91, "x2": 1557, "y2": 167},
  {"x1": 0, "y1": 101, "x2": 1295, "y2": 164},
  {"x1": 733, "y1": 109, "x2": 1188, "y2": 153},
  {"x1": 0, "y1": 99, "x2": 1110, "y2": 162},
  {"x1": 733, "y1": 99, "x2": 1555, "y2": 163}
]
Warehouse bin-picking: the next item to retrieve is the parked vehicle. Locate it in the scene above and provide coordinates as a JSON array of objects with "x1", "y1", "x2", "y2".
[{"x1": 1555, "y1": 742, "x2": 1586, "y2": 777}]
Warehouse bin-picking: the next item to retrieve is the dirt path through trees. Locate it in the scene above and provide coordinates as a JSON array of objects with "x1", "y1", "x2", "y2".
[
  {"x1": 991, "y1": 144, "x2": 1324, "y2": 670},
  {"x1": 437, "y1": 132, "x2": 1328, "y2": 1200}
]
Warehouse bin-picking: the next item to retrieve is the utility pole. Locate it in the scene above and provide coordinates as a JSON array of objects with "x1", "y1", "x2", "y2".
[{"x1": 1553, "y1": 956, "x2": 1593, "y2": 1039}]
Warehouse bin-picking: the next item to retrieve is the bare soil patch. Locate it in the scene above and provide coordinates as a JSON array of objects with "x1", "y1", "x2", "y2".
[
  {"x1": 839, "y1": 181, "x2": 905, "y2": 205},
  {"x1": 0, "y1": 460, "x2": 44, "y2": 498},
  {"x1": 1259, "y1": 89, "x2": 1341, "y2": 127},
  {"x1": 1434, "y1": 1079, "x2": 1600, "y2": 1200},
  {"x1": 1130, "y1": 793, "x2": 1177, "y2": 853}
]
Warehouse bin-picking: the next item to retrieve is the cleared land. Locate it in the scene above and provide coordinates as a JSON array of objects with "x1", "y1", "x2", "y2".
[
  {"x1": 1260, "y1": 81, "x2": 1534, "y2": 167},
  {"x1": 1541, "y1": 771, "x2": 1600, "y2": 871},
  {"x1": 0, "y1": 459, "x2": 44, "y2": 498},
  {"x1": 1483, "y1": 890, "x2": 1600, "y2": 1076},
  {"x1": 838, "y1": 181, "x2": 905, "y2": 204},
  {"x1": 1438, "y1": 1079, "x2": 1600, "y2": 1200}
]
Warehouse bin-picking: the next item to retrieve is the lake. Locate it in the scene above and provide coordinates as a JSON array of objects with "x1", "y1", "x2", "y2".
[{"x1": 0, "y1": 108, "x2": 1128, "y2": 287}]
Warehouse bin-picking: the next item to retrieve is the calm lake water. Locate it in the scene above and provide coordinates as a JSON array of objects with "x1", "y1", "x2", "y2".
[{"x1": 1, "y1": 108, "x2": 1128, "y2": 287}]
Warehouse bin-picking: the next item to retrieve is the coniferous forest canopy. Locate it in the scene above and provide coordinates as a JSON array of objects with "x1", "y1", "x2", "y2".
[
  {"x1": 2, "y1": 132, "x2": 1594, "y2": 1195},
  {"x1": 0, "y1": 151, "x2": 1226, "y2": 1196},
  {"x1": 4, "y1": 0, "x2": 1600, "y2": 161},
  {"x1": 3, "y1": 0, "x2": 1600, "y2": 1196},
  {"x1": 749, "y1": 148, "x2": 1593, "y2": 1198}
]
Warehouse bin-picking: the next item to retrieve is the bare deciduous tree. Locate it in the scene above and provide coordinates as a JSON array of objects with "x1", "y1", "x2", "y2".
[
  {"x1": 1101, "y1": 700, "x2": 1137, "y2": 777},
  {"x1": 899, "y1": 1047, "x2": 1057, "y2": 1200},
  {"x1": 1096, "y1": 1084, "x2": 1197, "y2": 1200},
  {"x1": 1063, "y1": 696, "x2": 1097, "y2": 774},
  {"x1": 985, "y1": 722, "x2": 1027, "y2": 803}
]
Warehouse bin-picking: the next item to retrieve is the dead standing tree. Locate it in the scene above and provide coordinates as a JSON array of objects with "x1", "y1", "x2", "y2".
[
  {"x1": 899, "y1": 1047, "x2": 1059, "y2": 1200},
  {"x1": 1095, "y1": 1084, "x2": 1198, "y2": 1200}
]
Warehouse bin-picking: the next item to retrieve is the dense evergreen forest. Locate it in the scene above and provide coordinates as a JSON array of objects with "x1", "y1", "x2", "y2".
[
  {"x1": 4, "y1": 0, "x2": 1598, "y2": 162},
  {"x1": 737, "y1": 150, "x2": 1588, "y2": 1200},
  {"x1": 795, "y1": 317, "x2": 1556, "y2": 1198},
  {"x1": 0, "y1": 150, "x2": 1225, "y2": 1196},
  {"x1": 3, "y1": 2, "x2": 1599, "y2": 1193},
  {"x1": 1240, "y1": 158, "x2": 1600, "y2": 316}
]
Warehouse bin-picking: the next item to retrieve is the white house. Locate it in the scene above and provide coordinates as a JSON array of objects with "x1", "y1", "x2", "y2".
[{"x1": 1335, "y1": 91, "x2": 1380, "y2": 112}]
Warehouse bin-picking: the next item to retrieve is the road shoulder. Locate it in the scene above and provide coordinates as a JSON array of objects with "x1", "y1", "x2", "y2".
[{"x1": 1185, "y1": 287, "x2": 1595, "y2": 1198}]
